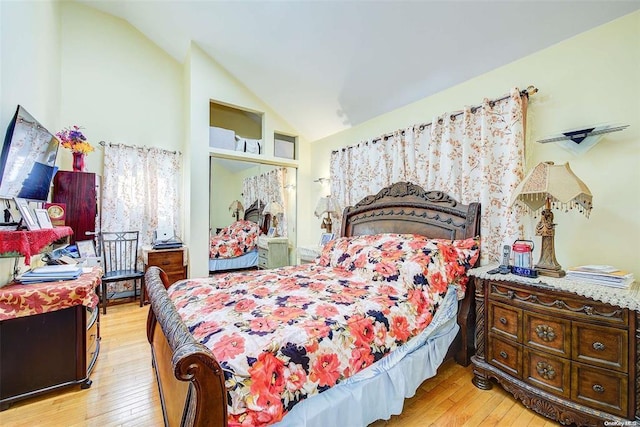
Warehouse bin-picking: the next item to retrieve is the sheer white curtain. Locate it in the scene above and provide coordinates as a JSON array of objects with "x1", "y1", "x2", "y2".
[
  {"x1": 101, "y1": 143, "x2": 182, "y2": 291},
  {"x1": 242, "y1": 168, "x2": 287, "y2": 235},
  {"x1": 330, "y1": 88, "x2": 528, "y2": 263}
]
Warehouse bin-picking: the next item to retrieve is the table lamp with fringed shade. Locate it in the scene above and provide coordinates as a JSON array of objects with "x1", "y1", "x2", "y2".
[
  {"x1": 510, "y1": 161, "x2": 593, "y2": 277},
  {"x1": 314, "y1": 195, "x2": 339, "y2": 233},
  {"x1": 263, "y1": 201, "x2": 284, "y2": 236},
  {"x1": 228, "y1": 200, "x2": 244, "y2": 221}
]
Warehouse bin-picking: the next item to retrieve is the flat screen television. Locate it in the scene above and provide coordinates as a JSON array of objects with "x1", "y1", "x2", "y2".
[{"x1": 0, "y1": 105, "x2": 59, "y2": 202}]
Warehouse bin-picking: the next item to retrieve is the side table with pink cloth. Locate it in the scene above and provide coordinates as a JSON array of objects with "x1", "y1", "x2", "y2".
[
  {"x1": 0, "y1": 266, "x2": 102, "y2": 410},
  {"x1": 0, "y1": 266, "x2": 101, "y2": 320}
]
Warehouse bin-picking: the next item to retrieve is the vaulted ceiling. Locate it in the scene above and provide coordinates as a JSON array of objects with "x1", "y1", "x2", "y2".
[{"x1": 80, "y1": 1, "x2": 639, "y2": 141}]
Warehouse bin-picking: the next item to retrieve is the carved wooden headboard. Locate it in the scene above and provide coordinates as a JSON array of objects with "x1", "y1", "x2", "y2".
[
  {"x1": 244, "y1": 199, "x2": 269, "y2": 235},
  {"x1": 341, "y1": 182, "x2": 480, "y2": 241}
]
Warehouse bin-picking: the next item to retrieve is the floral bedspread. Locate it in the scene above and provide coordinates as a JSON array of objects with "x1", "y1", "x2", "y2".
[
  {"x1": 210, "y1": 220, "x2": 262, "y2": 259},
  {"x1": 170, "y1": 234, "x2": 479, "y2": 426}
]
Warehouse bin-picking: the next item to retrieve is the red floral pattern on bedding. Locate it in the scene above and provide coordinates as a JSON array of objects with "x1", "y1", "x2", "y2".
[
  {"x1": 209, "y1": 220, "x2": 262, "y2": 259},
  {"x1": 318, "y1": 234, "x2": 480, "y2": 294},
  {"x1": 169, "y1": 234, "x2": 479, "y2": 426}
]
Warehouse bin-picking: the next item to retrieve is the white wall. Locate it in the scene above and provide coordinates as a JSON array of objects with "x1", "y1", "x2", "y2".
[
  {"x1": 187, "y1": 44, "x2": 304, "y2": 277},
  {"x1": 0, "y1": 0, "x2": 61, "y2": 284},
  {"x1": 58, "y1": 2, "x2": 184, "y2": 176},
  {"x1": 306, "y1": 11, "x2": 640, "y2": 279},
  {"x1": 0, "y1": 1, "x2": 185, "y2": 285}
]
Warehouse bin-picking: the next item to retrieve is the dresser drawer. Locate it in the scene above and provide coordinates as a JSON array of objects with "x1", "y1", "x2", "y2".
[
  {"x1": 524, "y1": 311, "x2": 570, "y2": 358},
  {"x1": 523, "y1": 348, "x2": 571, "y2": 398},
  {"x1": 148, "y1": 250, "x2": 184, "y2": 273},
  {"x1": 488, "y1": 301, "x2": 521, "y2": 341},
  {"x1": 572, "y1": 322, "x2": 628, "y2": 372},
  {"x1": 572, "y1": 363, "x2": 628, "y2": 417},
  {"x1": 488, "y1": 281, "x2": 628, "y2": 326},
  {"x1": 258, "y1": 249, "x2": 268, "y2": 269},
  {"x1": 488, "y1": 333, "x2": 522, "y2": 378}
]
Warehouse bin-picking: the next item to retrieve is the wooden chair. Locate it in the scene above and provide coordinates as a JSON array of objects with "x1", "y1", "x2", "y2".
[{"x1": 100, "y1": 231, "x2": 145, "y2": 314}]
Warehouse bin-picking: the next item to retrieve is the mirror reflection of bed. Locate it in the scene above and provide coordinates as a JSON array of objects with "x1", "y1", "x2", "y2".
[{"x1": 209, "y1": 157, "x2": 297, "y2": 274}]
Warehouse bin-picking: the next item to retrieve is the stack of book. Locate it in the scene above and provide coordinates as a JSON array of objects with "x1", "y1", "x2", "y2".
[
  {"x1": 566, "y1": 265, "x2": 635, "y2": 288},
  {"x1": 16, "y1": 264, "x2": 83, "y2": 284}
]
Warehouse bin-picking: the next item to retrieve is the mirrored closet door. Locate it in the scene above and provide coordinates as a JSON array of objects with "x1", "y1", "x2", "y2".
[{"x1": 209, "y1": 156, "x2": 297, "y2": 260}]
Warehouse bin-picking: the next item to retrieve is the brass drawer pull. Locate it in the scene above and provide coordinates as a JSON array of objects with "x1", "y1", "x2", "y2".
[
  {"x1": 499, "y1": 351, "x2": 508, "y2": 359},
  {"x1": 536, "y1": 361, "x2": 556, "y2": 380},
  {"x1": 535, "y1": 324, "x2": 556, "y2": 342},
  {"x1": 592, "y1": 342, "x2": 605, "y2": 351},
  {"x1": 592, "y1": 384, "x2": 605, "y2": 393},
  {"x1": 499, "y1": 317, "x2": 507, "y2": 325}
]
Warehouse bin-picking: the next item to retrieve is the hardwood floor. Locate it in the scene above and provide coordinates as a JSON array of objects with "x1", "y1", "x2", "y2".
[{"x1": 2, "y1": 302, "x2": 555, "y2": 426}]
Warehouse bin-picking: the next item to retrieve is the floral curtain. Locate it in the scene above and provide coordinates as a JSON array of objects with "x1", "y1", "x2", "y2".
[
  {"x1": 330, "y1": 88, "x2": 528, "y2": 264},
  {"x1": 242, "y1": 168, "x2": 287, "y2": 236},
  {"x1": 102, "y1": 143, "x2": 182, "y2": 293}
]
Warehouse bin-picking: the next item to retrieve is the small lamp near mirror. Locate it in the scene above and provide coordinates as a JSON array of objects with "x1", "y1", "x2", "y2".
[
  {"x1": 263, "y1": 201, "x2": 284, "y2": 236},
  {"x1": 510, "y1": 161, "x2": 592, "y2": 277},
  {"x1": 314, "y1": 195, "x2": 338, "y2": 234},
  {"x1": 228, "y1": 200, "x2": 244, "y2": 221}
]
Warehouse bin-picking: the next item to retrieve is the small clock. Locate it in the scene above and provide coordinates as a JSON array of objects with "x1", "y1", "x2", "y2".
[{"x1": 44, "y1": 202, "x2": 66, "y2": 226}]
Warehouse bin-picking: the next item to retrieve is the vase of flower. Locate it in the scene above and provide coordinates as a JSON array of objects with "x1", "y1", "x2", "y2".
[
  {"x1": 72, "y1": 152, "x2": 86, "y2": 172},
  {"x1": 56, "y1": 125, "x2": 95, "y2": 172}
]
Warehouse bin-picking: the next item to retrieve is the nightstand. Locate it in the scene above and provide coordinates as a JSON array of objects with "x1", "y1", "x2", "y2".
[
  {"x1": 143, "y1": 246, "x2": 188, "y2": 286},
  {"x1": 297, "y1": 245, "x2": 321, "y2": 264},
  {"x1": 257, "y1": 237, "x2": 288, "y2": 269},
  {"x1": 469, "y1": 264, "x2": 640, "y2": 425}
]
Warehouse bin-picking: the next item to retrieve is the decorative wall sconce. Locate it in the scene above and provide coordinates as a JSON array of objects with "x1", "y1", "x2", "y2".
[{"x1": 537, "y1": 124, "x2": 629, "y2": 155}]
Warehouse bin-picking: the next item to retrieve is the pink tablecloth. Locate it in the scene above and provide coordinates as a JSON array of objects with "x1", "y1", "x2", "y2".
[
  {"x1": 0, "y1": 266, "x2": 100, "y2": 321},
  {"x1": 0, "y1": 226, "x2": 73, "y2": 265}
]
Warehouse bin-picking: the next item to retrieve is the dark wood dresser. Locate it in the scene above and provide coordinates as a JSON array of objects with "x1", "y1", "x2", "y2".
[
  {"x1": 52, "y1": 171, "x2": 100, "y2": 244},
  {"x1": 470, "y1": 266, "x2": 639, "y2": 426}
]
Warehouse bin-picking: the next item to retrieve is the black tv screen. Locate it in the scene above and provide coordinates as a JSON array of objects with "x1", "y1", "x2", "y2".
[{"x1": 0, "y1": 105, "x2": 59, "y2": 202}]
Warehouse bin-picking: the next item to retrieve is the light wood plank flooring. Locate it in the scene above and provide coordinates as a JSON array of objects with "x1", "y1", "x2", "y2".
[{"x1": 2, "y1": 302, "x2": 555, "y2": 426}]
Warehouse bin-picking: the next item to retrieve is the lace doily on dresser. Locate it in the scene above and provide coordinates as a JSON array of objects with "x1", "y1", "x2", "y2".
[{"x1": 469, "y1": 264, "x2": 640, "y2": 312}]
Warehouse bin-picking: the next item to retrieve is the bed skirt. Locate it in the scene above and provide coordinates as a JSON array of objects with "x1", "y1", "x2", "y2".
[
  {"x1": 274, "y1": 285, "x2": 460, "y2": 427},
  {"x1": 208, "y1": 249, "x2": 258, "y2": 272}
]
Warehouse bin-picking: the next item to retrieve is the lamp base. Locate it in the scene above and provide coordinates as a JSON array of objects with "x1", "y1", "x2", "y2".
[
  {"x1": 321, "y1": 214, "x2": 333, "y2": 234},
  {"x1": 535, "y1": 210, "x2": 565, "y2": 278},
  {"x1": 534, "y1": 264, "x2": 565, "y2": 278}
]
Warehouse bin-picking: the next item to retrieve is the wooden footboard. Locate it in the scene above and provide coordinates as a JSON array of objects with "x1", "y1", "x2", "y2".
[{"x1": 145, "y1": 267, "x2": 228, "y2": 427}]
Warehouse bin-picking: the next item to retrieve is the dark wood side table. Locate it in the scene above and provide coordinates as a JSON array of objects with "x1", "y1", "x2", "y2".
[
  {"x1": 143, "y1": 246, "x2": 188, "y2": 287},
  {"x1": 469, "y1": 265, "x2": 639, "y2": 425}
]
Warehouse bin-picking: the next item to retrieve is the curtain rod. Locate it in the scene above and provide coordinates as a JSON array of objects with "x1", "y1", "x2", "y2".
[
  {"x1": 332, "y1": 85, "x2": 538, "y2": 153},
  {"x1": 99, "y1": 140, "x2": 181, "y2": 155}
]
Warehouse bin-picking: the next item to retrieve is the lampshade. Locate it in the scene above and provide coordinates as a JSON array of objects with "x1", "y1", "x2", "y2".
[
  {"x1": 510, "y1": 161, "x2": 593, "y2": 278},
  {"x1": 314, "y1": 196, "x2": 338, "y2": 218},
  {"x1": 510, "y1": 161, "x2": 592, "y2": 217},
  {"x1": 263, "y1": 201, "x2": 284, "y2": 216},
  {"x1": 228, "y1": 200, "x2": 244, "y2": 212}
]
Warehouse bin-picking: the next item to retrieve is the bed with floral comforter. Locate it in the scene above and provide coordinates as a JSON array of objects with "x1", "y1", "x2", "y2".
[
  {"x1": 169, "y1": 233, "x2": 479, "y2": 426},
  {"x1": 209, "y1": 220, "x2": 262, "y2": 259}
]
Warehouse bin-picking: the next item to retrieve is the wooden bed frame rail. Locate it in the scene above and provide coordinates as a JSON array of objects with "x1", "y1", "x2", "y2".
[{"x1": 146, "y1": 267, "x2": 227, "y2": 426}]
